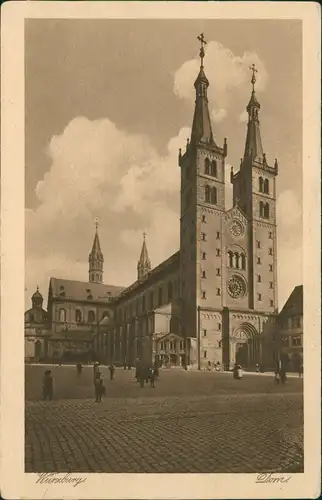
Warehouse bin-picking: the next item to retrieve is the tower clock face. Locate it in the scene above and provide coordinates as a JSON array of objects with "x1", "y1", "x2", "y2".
[
  {"x1": 227, "y1": 275, "x2": 247, "y2": 299},
  {"x1": 229, "y1": 219, "x2": 244, "y2": 238}
]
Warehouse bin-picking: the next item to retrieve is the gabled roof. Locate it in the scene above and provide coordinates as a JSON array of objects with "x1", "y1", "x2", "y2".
[
  {"x1": 49, "y1": 277, "x2": 125, "y2": 303},
  {"x1": 158, "y1": 332, "x2": 184, "y2": 342},
  {"x1": 224, "y1": 205, "x2": 248, "y2": 225},
  {"x1": 279, "y1": 285, "x2": 303, "y2": 317}
]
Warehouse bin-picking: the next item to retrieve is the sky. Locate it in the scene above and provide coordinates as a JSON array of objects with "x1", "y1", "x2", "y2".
[{"x1": 25, "y1": 19, "x2": 302, "y2": 311}]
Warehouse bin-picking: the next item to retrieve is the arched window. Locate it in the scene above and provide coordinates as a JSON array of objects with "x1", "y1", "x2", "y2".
[
  {"x1": 205, "y1": 184, "x2": 211, "y2": 203},
  {"x1": 211, "y1": 187, "x2": 217, "y2": 205},
  {"x1": 264, "y1": 179, "x2": 269, "y2": 194},
  {"x1": 228, "y1": 251, "x2": 233, "y2": 268},
  {"x1": 204, "y1": 158, "x2": 210, "y2": 175},
  {"x1": 102, "y1": 311, "x2": 109, "y2": 319},
  {"x1": 259, "y1": 177, "x2": 264, "y2": 192},
  {"x1": 234, "y1": 253, "x2": 240, "y2": 269},
  {"x1": 211, "y1": 160, "x2": 217, "y2": 177},
  {"x1": 75, "y1": 309, "x2": 82, "y2": 323},
  {"x1": 91, "y1": 273, "x2": 94, "y2": 281},
  {"x1": 59, "y1": 308, "x2": 66, "y2": 323},
  {"x1": 96, "y1": 273, "x2": 99, "y2": 282},
  {"x1": 158, "y1": 287, "x2": 163, "y2": 307},
  {"x1": 241, "y1": 254, "x2": 246, "y2": 270},
  {"x1": 88, "y1": 310, "x2": 95, "y2": 323},
  {"x1": 168, "y1": 281, "x2": 173, "y2": 301},
  {"x1": 264, "y1": 203, "x2": 269, "y2": 218},
  {"x1": 259, "y1": 201, "x2": 264, "y2": 217}
]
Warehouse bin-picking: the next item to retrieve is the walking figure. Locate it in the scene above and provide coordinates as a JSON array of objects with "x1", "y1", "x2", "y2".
[
  {"x1": 233, "y1": 363, "x2": 243, "y2": 380},
  {"x1": 298, "y1": 362, "x2": 303, "y2": 378},
  {"x1": 109, "y1": 363, "x2": 115, "y2": 381},
  {"x1": 76, "y1": 362, "x2": 83, "y2": 376},
  {"x1": 42, "y1": 370, "x2": 53, "y2": 400},
  {"x1": 94, "y1": 371, "x2": 104, "y2": 403},
  {"x1": 149, "y1": 367, "x2": 155, "y2": 388}
]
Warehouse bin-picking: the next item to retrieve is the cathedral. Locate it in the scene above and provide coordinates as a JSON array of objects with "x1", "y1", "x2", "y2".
[{"x1": 25, "y1": 36, "x2": 281, "y2": 370}]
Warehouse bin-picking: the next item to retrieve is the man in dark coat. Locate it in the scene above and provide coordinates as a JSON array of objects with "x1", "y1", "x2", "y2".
[{"x1": 43, "y1": 370, "x2": 53, "y2": 400}]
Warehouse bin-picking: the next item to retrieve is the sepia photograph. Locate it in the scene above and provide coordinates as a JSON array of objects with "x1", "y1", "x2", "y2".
[{"x1": 1, "y1": 2, "x2": 320, "y2": 499}]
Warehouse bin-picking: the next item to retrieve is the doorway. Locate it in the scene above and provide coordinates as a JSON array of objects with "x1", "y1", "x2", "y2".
[{"x1": 235, "y1": 342, "x2": 248, "y2": 367}]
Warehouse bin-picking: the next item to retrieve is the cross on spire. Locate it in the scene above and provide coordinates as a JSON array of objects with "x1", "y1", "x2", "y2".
[
  {"x1": 249, "y1": 63, "x2": 258, "y2": 91},
  {"x1": 197, "y1": 33, "x2": 207, "y2": 65},
  {"x1": 94, "y1": 217, "x2": 99, "y2": 231}
]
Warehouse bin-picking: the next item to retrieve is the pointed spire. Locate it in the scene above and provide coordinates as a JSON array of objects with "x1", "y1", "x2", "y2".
[
  {"x1": 243, "y1": 63, "x2": 264, "y2": 161},
  {"x1": 137, "y1": 232, "x2": 151, "y2": 280},
  {"x1": 190, "y1": 33, "x2": 215, "y2": 147},
  {"x1": 89, "y1": 218, "x2": 104, "y2": 283}
]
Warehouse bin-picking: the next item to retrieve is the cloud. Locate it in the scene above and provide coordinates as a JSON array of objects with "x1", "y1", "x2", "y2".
[
  {"x1": 174, "y1": 41, "x2": 269, "y2": 120},
  {"x1": 211, "y1": 108, "x2": 227, "y2": 123},
  {"x1": 239, "y1": 110, "x2": 248, "y2": 123},
  {"x1": 26, "y1": 117, "x2": 184, "y2": 306}
]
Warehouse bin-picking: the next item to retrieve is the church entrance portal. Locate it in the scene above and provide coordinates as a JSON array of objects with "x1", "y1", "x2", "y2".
[
  {"x1": 230, "y1": 323, "x2": 259, "y2": 370},
  {"x1": 235, "y1": 342, "x2": 248, "y2": 367}
]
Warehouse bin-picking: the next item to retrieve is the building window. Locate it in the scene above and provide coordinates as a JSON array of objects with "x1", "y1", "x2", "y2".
[
  {"x1": 257, "y1": 293, "x2": 262, "y2": 301},
  {"x1": 203, "y1": 329, "x2": 207, "y2": 337},
  {"x1": 264, "y1": 203, "x2": 269, "y2": 218},
  {"x1": 91, "y1": 273, "x2": 94, "y2": 281},
  {"x1": 211, "y1": 187, "x2": 217, "y2": 204},
  {"x1": 269, "y1": 281, "x2": 273, "y2": 289},
  {"x1": 102, "y1": 311, "x2": 109, "y2": 319},
  {"x1": 269, "y1": 264, "x2": 273, "y2": 272},
  {"x1": 259, "y1": 176, "x2": 263, "y2": 192},
  {"x1": 257, "y1": 257, "x2": 261, "y2": 264},
  {"x1": 202, "y1": 270, "x2": 206, "y2": 279},
  {"x1": 218, "y1": 323, "x2": 221, "y2": 330},
  {"x1": 228, "y1": 251, "x2": 233, "y2": 267},
  {"x1": 204, "y1": 158, "x2": 210, "y2": 175},
  {"x1": 59, "y1": 308, "x2": 66, "y2": 323},
  {"x1": 264, "y1": 179, "x2": 269, "y2": 194},
  {"x1": 292, "y1": 336, "x2": 301, "y2": 347},
  {"x1": 281, "y1": 336, "x2": 289, "y2": 347},
  {"x1": 202, "y1": 215, "x2": 206, "y2": 223},
  {"x1": 205, "y1": 184, "x2": 211, "y2": 203},
  {"x1": 216, "y1": 288, "x2": 221, "y2": 296},
  {"x1": 202, "y1": 291, "x2": 206, "y2": 299},
  {"x1": 292, "y1": 317, "x2": 301, "y2": 328},
  {"x1": 88, "y1": 311, "x2": 95, "y2": 323},
  {"x1": 202, "y1": 252, "x2": 206, "y2": 260},
  {"x1": 256, "y1": 240, "x2": 261, "y2": 248},
  {"x1": 142, "y1": 295, "x2": 146, "y2": 312},
  {"x1": 240, "y1": 254, "x2": 246, "y2": 270},
  {"x1": 160, "y1": 342, "x2": 164, "y2": 350},
  {"x1": 75, "y1": 309, "x2": 82, "y2": 323},
  {"x1": 180, "y1": 341, "x2": 184, "y2": 350},
  {"x1": 201, "y1": 232, "x2": 206, "y2": 241},
  {"x1": 269, "y1": 248, "x2": 273, "y2": 255},
  {"x1": 216, "y1": 249, "x2": 220, "y2": 256},
  {"x1": 216, "y1": 231, "x2": 220, "y2": 239},
  {"x1": 259, "y1": 201, "x2": 264, "y2": 217},
  {"x1": 268, "y1": 231, "x2": 272, "y2": 239},
  {"x1": 257, "y1": 275, "x2": 261, "y2": 283},
  {"x1": 270, "y1": 300, "x2": 274, "y2": 307},
  {"x1": 216, "y1": 268, "x2": 221, "y2": 276},
  {"x1": 211, "y1": 160, "x2": 217, "y2": 177},
  {"x1": 149, "y1": 291, "x2": 154, "y2": 310},
  {"x1": 204, "y1": 351, "x2": 207, "y2": 358},
  {"x1": 158, "y1": 287, "x2": 163, "y2": 307}
]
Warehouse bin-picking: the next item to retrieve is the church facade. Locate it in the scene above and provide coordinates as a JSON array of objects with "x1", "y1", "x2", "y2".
[{"x1": 25, "y1": 39, "x2": 281, "y2": 370}]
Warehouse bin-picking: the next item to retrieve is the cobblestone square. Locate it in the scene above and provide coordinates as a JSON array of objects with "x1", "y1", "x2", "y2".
[{"x1": 25, "y1": 366, "x2": 303, "y2": 473}]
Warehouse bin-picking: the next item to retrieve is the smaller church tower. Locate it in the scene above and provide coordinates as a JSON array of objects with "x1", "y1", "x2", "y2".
[
  {"x1": 89, "y1": 219, "x2": 104, "y2": 284},
  {"x1": 137, "y1": 232, "x2": 151, "y2": 280}
]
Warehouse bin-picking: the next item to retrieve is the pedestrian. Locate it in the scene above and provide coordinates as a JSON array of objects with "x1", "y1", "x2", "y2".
[
  {"x1": 299, "y1": 362, "x2": 303, "y2": 378},
  {"x1": 255, "y1": 363, "x2": 260, "y2": 373},
  {"x1": 233, "y1": 363, "x2": 243, "y2": 380},
  {"x1": 93, "y1": 361, "x2": 99, "y2": 384},
  {"x1": 76, "y1": 362, "x2": 83, "y2": 376},
  {"x1": 94, "y1": 370, "x2": 104, "y2": 403},
  {"x1": 109, "y1": 363, "x2": 115, "y2": 381},
  {"x1": 149, "y1": 367, "x2": 155, "y2": 388},
  {"x1": 42, "y1": 370, "x2": 53, "y2": 400}
]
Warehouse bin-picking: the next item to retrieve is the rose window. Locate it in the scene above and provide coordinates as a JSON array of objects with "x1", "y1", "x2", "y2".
[
  {"x1": 229, "y1": 220, "x2": 244, "y2": 238},
  {"x1": 227, "y1": 275, "x2": 247, "y2": 298}
]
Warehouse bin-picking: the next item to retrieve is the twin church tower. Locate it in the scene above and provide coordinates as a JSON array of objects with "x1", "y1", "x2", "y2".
[{"x1": 87, "y1": 34, "x2": 278, "y2": 368}]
